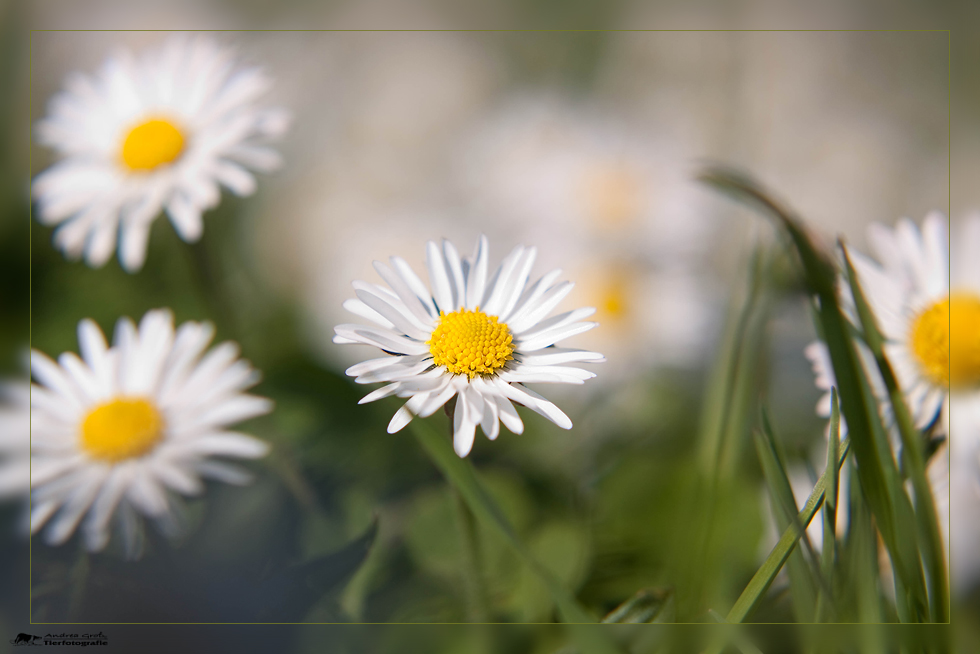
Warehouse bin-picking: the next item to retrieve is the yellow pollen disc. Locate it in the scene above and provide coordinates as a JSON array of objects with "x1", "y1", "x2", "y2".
[
  {"x1": 949, "y1": 292, "x2": 980, "y2": 389},
  {"x1": 910, "y1": 295, "x2": 958, "y2": 389},
  {"x1": 80, "y1": 397, "x2": 164, "y2": 462},
  {"x1": 582, "y1": 164, "x2": 643, "y2": 227},
  {"x1": 427, "y1": 308, "x2": 514, "y2": 379},
  {"x1": 121, "y1": 118, "x2": 186, "y2": 171}
]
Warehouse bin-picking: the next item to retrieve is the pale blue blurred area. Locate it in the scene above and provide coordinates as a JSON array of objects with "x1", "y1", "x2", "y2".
[{"x1": 3, "y1": 0, "x2": 978, "y2": 649}]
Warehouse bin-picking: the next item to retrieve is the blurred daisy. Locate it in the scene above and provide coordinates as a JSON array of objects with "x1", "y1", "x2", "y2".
[
  {"x1": 456, "y1": 96, "x2": 717, "y2": 377},
  {"x1": 33, "y1": 34, "x2": 289, "y2": 272},
  {"x1": 457, "y1": 96, "x2": 713, "y2": 264},
  {"x1": 568, "y1": 255, "x2": 716, "y2": 380},
  {"x1": 334, "y1": 236, "x2": 605, "y2": 457},
  {"x1": 30, "y1": 309, "x2": 272, "y2": 553},
  {"x1": 845, "y1": 212, "x2": 952, "y2": 434},
  {"x1": 0, "y1": 380, "x2": 30, "y2": 501}
]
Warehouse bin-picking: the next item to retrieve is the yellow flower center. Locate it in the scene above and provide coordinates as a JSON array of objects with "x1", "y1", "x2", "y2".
[
  {"x1": 80, "y1": 397, "x2": 164, "y2": 462},
  {"x1": 949, "y1": 292, "x2": 980, "y2": 389},
  {"x1": 427, "y1": 308, "x2": 514, "y2": 379},
  {"x1": 582, "y1": 163, "x2": 642, "y2": 227},
  {"x1": 121, "y1": 118, "x2": 186, "y2": 171},
  {"x1": 909, "y1": 293, "x2": 980, "y2": 389}
]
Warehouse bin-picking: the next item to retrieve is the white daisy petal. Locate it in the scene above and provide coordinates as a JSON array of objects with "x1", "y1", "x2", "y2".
[
  {"x1": 346, "y1": 354, "x2": 427, "y2": 378},
  {"x1": 426, "y1": 240, "x2": 455, "y2": 315},
  {"x1": 442, "y1": 239, "x2": 467, "y2": 312},
  {"x1": 176, "y1": 432, "x2": 270, "y2": 459},
  {"x1": 493, "y1": 379, "x2": 573, "y2": 430},
  {"x1": 501, "y1": 365, "x2": 596, "y2": 384},
  {"x1": 453, "y1": 386, "x2": 480, "y2": 457},
  {"x1": 465, "y1": 235, "x2": 490, "y2": 310},
  {"x1": 195, "y1": 460, "x2": 253, "y2": 485},
  {"x1": 334, "y1": 324, "x2": 430, "y2": 356},
  {"x1": 165, "y1": 194, "x2": 204, "y2": 242},
  {"x1": 373, "y1": 261, "x2": 437, "y2": 326},
  {"x1": 387, "y1": 405, "x2": 414, "y2": 433},
  {"x1": 359, "y1": 383, "x2": 403, "y2": 405},
  {"x1": 353, "y1": 281, "x2": 432, "y2": 340},
  {"x1": 341, "y1": 297, "x2": 396, "y2": 331},
  {"x1": 518, "y1": 347, "x2": 606, "y2": 366},
  {"x1": 482, "y1": 245, "x2": 525, "y2": 316},
  {"x1": 508, "y1": 281, "x2": 576, "y2": 334},
  {"x1": 46, "y1": 469, "x2": 107, "y2": 545},
  {"x1": 516, "y1": 321, "x2": 598, "y2": 352},
  {"x1": 501, "y1": 268, "x2": 563, "y2": 325},
  {"x1": 498, "y1": 247, "x2": 538, "y2": 320},
  {"x1": 514, "y1": 307, "x2": 596, "y2": 339},
  {"x1": 390, "y1": 256, "x2": 439, "y2": 319},
  {"x1": 494, "y1": 394, "x2": 524, "y2": 435}
]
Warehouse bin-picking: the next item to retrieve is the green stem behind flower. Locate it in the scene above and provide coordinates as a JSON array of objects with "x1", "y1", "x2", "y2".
[{"x1": 408, "y1": 417, "x2": 597, "y2": 625}]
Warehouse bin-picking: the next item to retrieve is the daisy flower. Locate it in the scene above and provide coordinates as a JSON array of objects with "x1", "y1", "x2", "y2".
[
  {"x1": 30, "y1": 309, "x2": 272, "y2": 553},
  {"x1": 33, "y1": 34, "x2": 289, "y2": 272},
  {"x1": 334, "y1": 236, "x2": 605, "y2": 457},
  {"x1": 845, "y1": 212, "x2": 952, "y2": 434}
]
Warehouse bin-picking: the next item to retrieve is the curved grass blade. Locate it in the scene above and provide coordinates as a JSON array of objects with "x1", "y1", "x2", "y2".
[
  {"x1": 755, "y1": 410, "x2": 823, "y2": 620},
  {"x1": 815, "y1": 388, "x2": 841, "y2": 622},
  {"x1": 726, "y1": 436, "x2": 850, "y2": 623},
  {"x1": 602, "y1": 588, "x2": 675, "y2": 623},
  {"x1": 698, "y1": 166, "x2": 929, "y2": 621},
  {"x1": 841, "y1": 247, "x2": 949, "y2": 622}
]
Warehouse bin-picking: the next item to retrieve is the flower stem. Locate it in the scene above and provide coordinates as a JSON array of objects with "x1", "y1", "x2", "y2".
[{"x1": 445, "y1": 401, "x2": 490, "y2": 623}]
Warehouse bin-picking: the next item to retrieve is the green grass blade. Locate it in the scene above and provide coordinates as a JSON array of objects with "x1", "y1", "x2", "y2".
[
  {"x1": 754, "y1": 413, "x2": 820, "y2": 620},
  {"x1": 676, "y1": 243, "x2": 771, "y2": 619},
  {"x1": 725, "y1": 437, "x2": 850, "y2": 623},
  {"x1": 698, "y1": 166, "x2": 929, "y2": 620},
  {"x1": 815, "y1": 389, "x2": 841, "y2": 622},
  {"x1": 601, "y1": 587, "x2": 674, "y2": 623},
  {"x1": 409, "y1": 418, "x2": 598, "y2": 625},
  {"x1": 841, "y1": 246, "x2": 949, "y2": 622},
  {"x1": 847, "y1": 469, "x2": 886, "y2": 626}
]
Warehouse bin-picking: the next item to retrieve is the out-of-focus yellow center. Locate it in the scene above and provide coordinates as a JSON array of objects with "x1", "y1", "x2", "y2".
[
  {"x1": 121, "y1": 118, "x2": 185, "y2": 171},
  {"x1": 945, "y1": 292, "x2": 980, "y2": 389},
  {"x1": 599, "y1": 277, "x2": 629, "y2": 321},
  {"x1": 582, "y1": 164, "x2": 642, "y2": 227},
  {"x1": 428, "y1": 308, "x2": 514, "y2": 379},
  {"x1": 80, "y1": 397, "x2": 164, "y2": 462},
  {"x1": 910, "y1": 295, "x2": 963, "y2": 389}
]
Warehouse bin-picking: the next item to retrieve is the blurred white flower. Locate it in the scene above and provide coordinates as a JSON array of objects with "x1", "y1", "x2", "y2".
[
  {"x1": 457, "y1": 96, "x2": 713, "y2": 264},
  {"x1": 33, "y1": 34, "x2": 289, "y2": 272},
  {"x1": 845, "y1": 213, "x2": 951, "y2": 435},
  {"x1": 0, "y1": 381, "x2": 30, "y2": 500},
  {"x1": 334, "y1": 236, "x2": 604, "y2": 457},
  {"x1": 804, "y1": 214, "x2": 980, "y2": 592},
  {"x1": 30, "y1": 309, "x2": 271, "y2": 554},
  {"x1": 455, "y1": 96, "x2": 718, "y2": 377}
]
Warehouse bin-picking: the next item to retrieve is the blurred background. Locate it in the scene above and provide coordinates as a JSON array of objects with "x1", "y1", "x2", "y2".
[{"x1": 2, "y1": 0, "x2": 978, "y2": 651}]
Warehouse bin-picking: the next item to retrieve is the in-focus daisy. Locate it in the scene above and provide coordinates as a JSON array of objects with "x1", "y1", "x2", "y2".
[
  {"x1": 334, "y1": 236, "x2": 605, "y2": 457},
  {"x1": 30, "y1": 309, "x2": 272, "y2": 553},
  {"x1": 33, "y1": 34, "x2": 289, "y2": 272}
]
